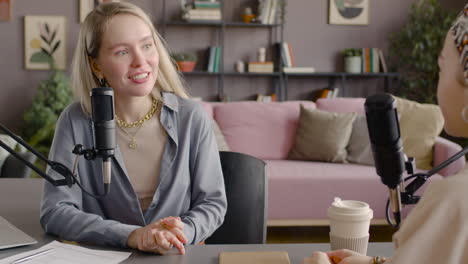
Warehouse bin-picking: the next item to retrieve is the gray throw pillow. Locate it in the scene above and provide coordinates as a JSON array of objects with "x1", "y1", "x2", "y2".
[
  {"x1": 213, "y1": 120, "x2": 230, "y2": 151},
  {"x1": 289, "y1": 105, "x2": 356, "y2": 163},
  {"x1": 347, "y1": 115, "x2": 375, "y2": 166}
]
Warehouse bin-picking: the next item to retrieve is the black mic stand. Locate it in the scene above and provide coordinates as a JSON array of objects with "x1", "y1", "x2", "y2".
[
  {"x1": 0, "y1": 123, "x2": 108, "y2": 198},
  {"x1": 386, "y1": 146, "x2": 468, "y2": 227}
]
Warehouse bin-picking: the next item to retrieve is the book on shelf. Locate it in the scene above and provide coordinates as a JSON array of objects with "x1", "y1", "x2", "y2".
[
  {"x1": 361, "y1": 48, "x2": 384, "y2": 73},
  {"x1": 258, "y1": 0, "x2": 280, "y2": 24},
  {"x1": 372, "y1": 48, "x2": 379, "y2": 73},
  {"x1": 272, "y1": 42, "x2": 282, "y2": 71},
  {"x1": 206, "y1": 46, "x2": 221, "y2": 72},
  {"x1": 214, "y1": 46, "x2": 221, "y2": 72},
  {"x1": 193, "y1": 1, "x2": 221, "y2": 9},
  {"x1": 248, "y1": 61, "x2": 274, "y2": 73},
  {"x1": 283, "y1": 66, "x2": 315, "y2": 73},
  {"x1": 378, "y1": 49, "x2": 388, "y2": 73},
  {"x1": 272, "y1": 42, "x2": 296, "y2": 70},
  {"x1": 282, "y1": 42, "x2": 292, "y2": 67},
  {"x1": 313, "y1": 87, "x2": 339, "y2": 101}
]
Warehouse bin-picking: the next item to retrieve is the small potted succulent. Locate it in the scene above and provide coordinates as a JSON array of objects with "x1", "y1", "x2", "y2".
[
  {"x1": 171, "y1": 51, "x2": 198, "y2": 72},
  {"x1": 342, "y1": 48, "x2": 362, "y2": 73}
]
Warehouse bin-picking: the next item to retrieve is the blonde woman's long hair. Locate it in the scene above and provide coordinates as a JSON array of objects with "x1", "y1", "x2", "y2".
[{"x1": 71, "y1": 2, "x2": 189, "y2": 115}]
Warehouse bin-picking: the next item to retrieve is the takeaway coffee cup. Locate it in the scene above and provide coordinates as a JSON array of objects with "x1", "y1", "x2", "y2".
[{"x1": 328, "y1": 197, "x2": 373, "y2": 255}]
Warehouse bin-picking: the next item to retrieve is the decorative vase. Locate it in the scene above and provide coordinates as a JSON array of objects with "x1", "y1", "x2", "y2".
[
  {"x1": 176, "y1": 61, "x2": 196, "y2": 72},
  {"x1": 344, "y1": 56, "x2": 362, "y2": 73}
]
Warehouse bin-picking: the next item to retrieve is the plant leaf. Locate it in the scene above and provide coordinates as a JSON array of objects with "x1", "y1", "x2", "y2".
[
  {"x1": 50, "y1": 30, "x2": 57, "y2": 44},
  {"x1": 51, "y1": 40, "x2": 60, "y2": 54},
  {"x1": 40, "y1": 47, "x2": 51, "y2": 56},
  {"x1": 45, "y1": 23, "x2": 50, "y2": 35},
  {"x1": 40, "y1": 35, "x2": 50, "y2": 45}
]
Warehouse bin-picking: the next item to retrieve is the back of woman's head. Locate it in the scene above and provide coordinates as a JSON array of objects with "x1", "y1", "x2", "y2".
[
  {"x1": 71, "y1": 2, "x2": 188, "y2": 114},
  {"x1": 451, "y1": 4, "x2": 468, "y2": 88}
]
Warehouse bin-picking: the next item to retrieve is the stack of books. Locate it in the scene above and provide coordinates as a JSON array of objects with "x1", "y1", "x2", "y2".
[
  {"x1": 258, "y1": 0, "x2": 280, "y2": 24},
  {"x1": 248, "y1": 62, "x2": 274, "y2": 73},
  {"x1": 207, "y1": 46, "x2": 222, "y2": 72},
  {"x1": 274, "y1": 42, "x2": 315, "y2": 73},
  {"x1": 361, "y1": 48, "x2": 388, "y2": 73},
  {"x1": 183, "y1": 1, "x2": 221, "y2": 22}
]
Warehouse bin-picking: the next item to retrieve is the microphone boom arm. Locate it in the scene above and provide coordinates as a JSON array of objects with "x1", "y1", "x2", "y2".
[
  {"x1": 0, "y1": 123, "x2": 108, "y2": 198},
  {"x1": 0, "y1": 123, "x2": 74, "y2": 187},
  {"x1": 401, "y1": 146, "x2": 468, "y2": 205}
]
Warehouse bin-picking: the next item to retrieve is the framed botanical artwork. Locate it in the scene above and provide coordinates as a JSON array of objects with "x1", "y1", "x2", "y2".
[
  {"x1": 80, "y1": 0, "x2": 120, "y2": 23},
  {"x1": 329, "y1": 0, "x2": 369, "y2": 26},
  {"x1": 24, "y1": 16, "x2": 66, "y2": 70},
  {"x1": 0, "y1": 0, "x2": 11, "y2": 21}
]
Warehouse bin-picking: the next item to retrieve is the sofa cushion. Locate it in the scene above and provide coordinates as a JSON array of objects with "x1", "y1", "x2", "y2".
[
  {"x1": 394, "y1": 96, "x2": 445, "y2": 170},
  {"x1": 289, "y1": 106, "x2": 356, "y2": 163},
  {"x1": 213, "y1": 101, "x2": 316, "y2": 160},
  {"x1": 213, "y1": 120, "x2": 230, "y2": 151},
  {"x1": 265, "y1": 159, "x2": 443, "y2": 220},
  {"x1": 347, "y1": 115, "x2": 374, "y2": 166}
]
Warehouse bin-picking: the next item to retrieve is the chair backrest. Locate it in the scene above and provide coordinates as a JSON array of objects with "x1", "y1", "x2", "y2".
[
  {"x1": 0, "y1": 152, "x2": 36, "y2": 178},
  {"x1": 205, "y1": 151, "x2": 267, "y2": 244}
]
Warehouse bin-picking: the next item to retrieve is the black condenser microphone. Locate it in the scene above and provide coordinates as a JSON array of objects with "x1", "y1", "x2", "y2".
[
  {"x1": 365, "y1": 93, "x2": 405, "y2": 226},
  {"x1": 90, "y1": 87, "x2": 116, "y2": 194}
]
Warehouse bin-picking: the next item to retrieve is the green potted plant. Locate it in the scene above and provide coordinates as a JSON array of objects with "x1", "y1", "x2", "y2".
[
  {"x1": 388, "y1": 0, "x2": 465, "y2": 149},
  {"x1": 388, "y1": 0, "x2": 457, "y2": 104},
  {"x1": 342, "y1": 48, "x2": 362, "y2": 73},
  {"x1": 22, "y1": 59, "x2": 72, "y2": 170},
  {"x1": 171, "y1": 51, "x2": 198, "y2": 72}
]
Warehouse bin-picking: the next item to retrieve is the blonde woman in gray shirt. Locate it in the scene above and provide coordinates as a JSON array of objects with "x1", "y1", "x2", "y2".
[
  {"x1": 304, "y1": 4, "x2": 468, "y2": 264},
  {"x1": 40, "y1": 2, "x2": 226, "y2": 255}
]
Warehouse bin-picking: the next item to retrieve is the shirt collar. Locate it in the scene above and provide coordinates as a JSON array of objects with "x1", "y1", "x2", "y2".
[{"x1": 161, "y1": 92, "x2": 179, "y2": 112}]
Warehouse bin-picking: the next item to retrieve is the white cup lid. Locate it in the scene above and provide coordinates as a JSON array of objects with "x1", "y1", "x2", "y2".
[{"x1": 328, "y1": 197, "x2": 373, "y2": 221}]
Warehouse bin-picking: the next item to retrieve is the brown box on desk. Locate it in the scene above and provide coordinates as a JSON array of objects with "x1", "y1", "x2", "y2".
[{"x1": 219, "y1": 251, "x2": 290, "y2": 264}]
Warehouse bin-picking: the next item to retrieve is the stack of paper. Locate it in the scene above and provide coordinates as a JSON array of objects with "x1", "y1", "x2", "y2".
[{"x1": 0, "y1": 241, "x2": 131, "y2": 264}]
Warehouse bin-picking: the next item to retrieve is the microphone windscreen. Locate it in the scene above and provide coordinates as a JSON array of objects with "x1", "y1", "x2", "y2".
[
  {"x1": 91, "y1": 87, "x2": 114, "y2": 122},
  {"x1": 365, "y1": 93, "x2": 405, "y2": 189},
  {"x1": 365, "y1": 94, "x2": 400, "y2": 148},
  {"x1": 90, "y1": 87, "x2": 115, "y2": 157}
]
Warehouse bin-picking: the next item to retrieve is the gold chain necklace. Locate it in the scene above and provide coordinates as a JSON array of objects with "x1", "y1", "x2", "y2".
[
  {"x1": 119, "y1": 124, "x2": 143, "y2": 149},
  {"x1": 116, "y1": 98, "x2": 160, "y2": 149},
  {"x1": 115, "y1": 98, "x2": 159, "y2": 128}
]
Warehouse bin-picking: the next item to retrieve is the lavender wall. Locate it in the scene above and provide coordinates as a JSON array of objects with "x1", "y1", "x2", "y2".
[{"x1": 0, "y1": 0, "x2": 464, "y2": 131}]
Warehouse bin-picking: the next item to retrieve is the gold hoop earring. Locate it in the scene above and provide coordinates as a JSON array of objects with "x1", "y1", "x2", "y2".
[
  {"x1": 462, "y1": 106, "x2": 468, "y2": 123},
  {"x1": 99, "y1": 78, "x2": 106, "y2": 87}
]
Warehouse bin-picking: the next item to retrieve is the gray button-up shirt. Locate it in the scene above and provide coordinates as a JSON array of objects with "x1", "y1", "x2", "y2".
[{"x1": 40, "y1": 92, "x2": 227, "y2": 248}]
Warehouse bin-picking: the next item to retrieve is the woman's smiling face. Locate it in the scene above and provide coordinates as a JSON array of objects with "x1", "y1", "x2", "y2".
[{"x1": 94, "y1": 13, "x2": 159, "y2": 99}]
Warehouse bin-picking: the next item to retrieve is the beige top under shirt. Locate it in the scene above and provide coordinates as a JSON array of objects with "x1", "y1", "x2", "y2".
[
  {"x1": 116, "y1": 106, "x2": 167, "y2": 212},
  {"x1": 388, "y1": 165, "x2": 468, "y2": 264}
]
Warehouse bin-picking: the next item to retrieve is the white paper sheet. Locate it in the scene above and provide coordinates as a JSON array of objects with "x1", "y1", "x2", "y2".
[{"x1": 0, "y1": 241, "x2": 132, "y2": 264}]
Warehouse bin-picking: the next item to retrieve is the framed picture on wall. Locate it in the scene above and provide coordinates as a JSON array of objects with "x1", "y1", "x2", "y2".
[
  {"x1": 80, "y1": 0, "x2": 120, "y2": 23},
  {"x1": 329, "y1": 0, "x2": 369, "y2": 26},
  {"x1": 24, "y1": 16, "x2": 67, "y2": 70},
  {"x1": 0, "y1": 0, "x2": 11, "y2": 21}
]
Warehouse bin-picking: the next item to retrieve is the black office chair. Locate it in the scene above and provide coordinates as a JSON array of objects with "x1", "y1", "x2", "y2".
[
  {"x1": 0, "y1": 152, "x2": 36, "y2": 178},
  {"x1": 205, "y1": 151, "x2": 267, "y2": 244}
]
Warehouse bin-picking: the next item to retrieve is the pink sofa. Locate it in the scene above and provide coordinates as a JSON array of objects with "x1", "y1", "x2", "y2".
[{"x1": 201, "y1": 98, "x2": 465, "y2": 226}]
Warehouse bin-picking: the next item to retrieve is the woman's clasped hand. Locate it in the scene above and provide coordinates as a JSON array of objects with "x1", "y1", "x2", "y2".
[{"x1": 127, "y1": 216, "x2": 188, "y2": 255}]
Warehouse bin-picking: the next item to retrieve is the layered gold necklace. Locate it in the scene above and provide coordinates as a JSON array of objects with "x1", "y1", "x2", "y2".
[{"x1": 116, "y1": 98, "x2": 160, "y2": 149}]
